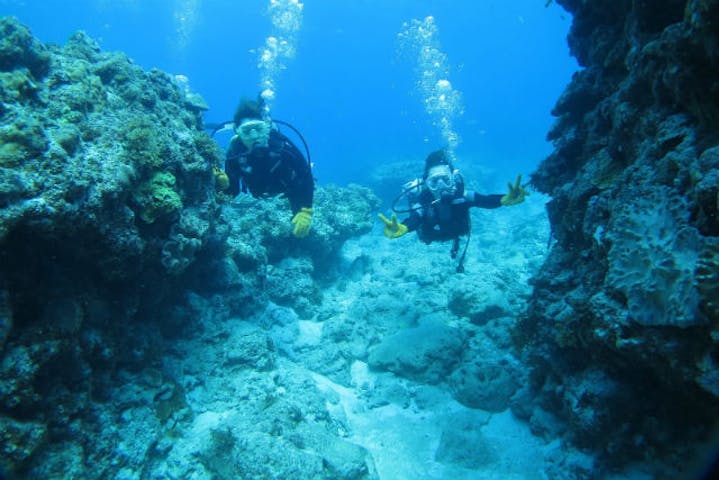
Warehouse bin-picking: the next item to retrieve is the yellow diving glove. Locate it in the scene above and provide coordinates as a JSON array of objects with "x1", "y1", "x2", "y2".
[
  {"x1": 501, "y1": 174, "x2": 529, "y2": 206},
  {"x1": 378, "y1": 213, "x2": 408, "y2": 239},
  {"x1": 291, "y1": 207, "x2": 313, "y2": 238},
  {"x1": 213, "y1": 167, "x2": 229, "y2": 191}
]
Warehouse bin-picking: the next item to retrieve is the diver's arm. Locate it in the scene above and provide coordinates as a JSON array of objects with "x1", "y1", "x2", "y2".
[
  {"x1": 287, "y1": 169, "x2": 314, "y2": 214},
  {"x1": 401, "y1": 211, "x2": 421, "y2": 232},
  {"x1": 465, "y1": 191, "x2": 503, "y2": 209},
  {"x1": 277, "y1": 132, "x2": 314, "y2": 214}
]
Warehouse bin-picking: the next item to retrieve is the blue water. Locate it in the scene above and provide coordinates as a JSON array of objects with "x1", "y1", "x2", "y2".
[{"x1": 2, "y1": 0, "x2": 577, "y2": 186}]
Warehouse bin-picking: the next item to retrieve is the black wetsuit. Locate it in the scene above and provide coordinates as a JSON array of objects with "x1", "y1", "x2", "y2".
[
  {"x1": 225, "y1": 129, "x2": 314, "y2": 214},
  {"x1": 402, "y1": 188, "x2": 503, "y2": 244}
]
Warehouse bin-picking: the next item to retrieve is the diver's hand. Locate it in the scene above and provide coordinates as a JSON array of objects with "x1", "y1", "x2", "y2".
[
  {"x1": 292, "y1": 207, "x2": 313, "y2": 238},
  {"x1": 213, "y1": 167, "x2": 229, "y2": 191},
  {"x1": 378, "y1": 213, "x2": 408, "y2": 239},
  {"x1": 501, "y1": 174, "x2": 529, "y2": 206}
]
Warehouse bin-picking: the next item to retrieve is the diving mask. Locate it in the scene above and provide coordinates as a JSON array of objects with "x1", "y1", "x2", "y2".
[
  {"x1": 425, "y1": 165, "x2": 457, "y2": 198},
  {"x1": 237, "y1": 119, "x2": 271, "y2": 150}
]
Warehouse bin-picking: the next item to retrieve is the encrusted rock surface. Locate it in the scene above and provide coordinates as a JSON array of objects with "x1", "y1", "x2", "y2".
[
  {"x1": 0, "y1": 18, "x2": 380, "y2": 478},
  {"x1": 519, "y1": 0, "x2": 719, "y2": 472}
]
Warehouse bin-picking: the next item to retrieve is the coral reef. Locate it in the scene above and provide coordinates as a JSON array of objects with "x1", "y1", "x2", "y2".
[
  {"x1": 0, "y1": 19, "x2": 222, "y2": 476},
  {"x1": 520, "y1": 0, "x2": 719, "y2": 473},
  {"x1": 0, "y1": 16, "x2": 218, "y2": 281},
  {"x1": 133, "y1": 171, "x2": 183, "y2": 224},
  {"x1": 12, "y1": 1, "x2": 718, "y2": 475},
  {"x1": 184, "y1": 184, "x2": 379, "y2": 317},
  {"x1": 0, "y1": 18, "x2": 378, "y2": 479}
]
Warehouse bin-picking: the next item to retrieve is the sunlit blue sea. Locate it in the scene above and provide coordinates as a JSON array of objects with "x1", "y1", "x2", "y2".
[{"x1": 2, "y1": 0, "x2": 577, "y2": 186}]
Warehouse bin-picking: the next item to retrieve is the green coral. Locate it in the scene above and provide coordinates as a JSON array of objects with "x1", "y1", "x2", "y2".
[
  {"x1": 0, "y1": 17, "x2": 51, "y2": 78},
  {"x1": 51, "y1": 125, "x2": 80, "y2": 155},
  {"x1": 0, "y1": 69, "x2": 40, "y2": 104},
  {"x1": 0, "y1": 116, "x2": 47, "y2": 167},
  {"x1": 121, "y1": 116, "x2": 166, "y2": 172},
  {"x1": 193, "y1": 131, "x2": 224, "y2": 167},
  {"x1": 134, "y1": 172, "x2": 182, "y2": 224}
]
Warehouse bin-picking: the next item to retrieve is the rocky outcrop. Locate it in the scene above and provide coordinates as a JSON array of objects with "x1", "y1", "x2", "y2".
[
  {"x1": 519, "y1": 0, "x2": 719, "y2": 472},
  {"x1": 0, "y1": 17, "x2": 379, "y2": 478},
  {"x1": 1, "y1": 16, "x2": 222, "y2": 475},
  {"x1": 0, "y1": 17, "x2": 219, "y2": 280}
]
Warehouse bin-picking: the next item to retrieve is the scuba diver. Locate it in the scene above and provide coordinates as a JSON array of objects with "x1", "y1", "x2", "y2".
[
  {"x1": 378, "y1": 149, "x2": 528, "y2": 272},
  {"x1": 213, "y1": 96, "x2": 315, "y2": 238}
]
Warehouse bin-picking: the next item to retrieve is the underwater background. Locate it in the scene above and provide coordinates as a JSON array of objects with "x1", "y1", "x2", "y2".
[
  {"x1": 1, "y1": 0, "x2": 719, "y2": 479},
  {"x1": 2, "y1": 0, "x2": 577, "y2": 186}
]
